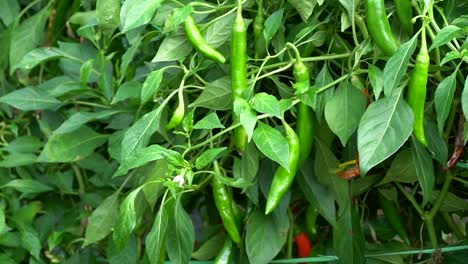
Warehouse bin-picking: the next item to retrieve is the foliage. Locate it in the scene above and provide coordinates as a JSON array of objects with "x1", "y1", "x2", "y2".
[{"x1": 0, "y1": 0, "x2": 467, "y2": 263}]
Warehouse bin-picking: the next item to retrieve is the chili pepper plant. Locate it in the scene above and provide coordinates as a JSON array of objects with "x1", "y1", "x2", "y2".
[{"x1": 0, "y1": 0, "x2": 467, "y2": 263}]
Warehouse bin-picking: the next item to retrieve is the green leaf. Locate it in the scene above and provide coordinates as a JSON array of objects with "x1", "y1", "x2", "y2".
[
  {"x1": 429, "y1": 25, "x2": 463, "y2": 51},
  {"x1": 298, "y1": 161, "x2": 336, "y2": 226},
  {"x1": 0, "y1": 207, "x2": 9, "y2": 235},
  {"x1": 333, "y1": 202, "x2": 365, "y2": 264},
  {"x1": 113, "y1": 186, "x2": 143, "y2": 251},
  {"x1": 120, "y1": 36, "x2": 142, "y2": 83},
  {"x1": 195, "y1": 147, "x2": 227, "y2": 169},
  {"x1": 246, "y1": 209, "x2": 289, "y2": 264},
  {"x1": 38, "y1": 126, "x2": 108, "y2": 162},
  {"x1": 263, "y1": 9, "x2": 284, "y2": 46},
  {"x1": 314, "y1": 137, "x2": 349, "y2": 216},
  {"x1": 121, "y1": 0, "x2": 164, "y2": 32},
  {"x1": 54, "y1": 110, "x2": 120, "y2": 134},
  {"x1": 193, "y1": 112, "x2": 224, "y2": 129},
  {"x1": 0, "y1": 153, "x2": 37, "y2": 168},
  {"x1": 434, "y1": 71, "x2": 457, "y2": 134},
  {"x1": 234, "y1": 98, "x2": 258, "y2": 142},
  {"x1": 114, "y1": 144, "x2": 183, "y2": 177},
  {"x1": 112, "y1": 81, "x2": 142, "y2": 104},
  {"x1": 313, "y1": 65, "x2": 335, "y2": 122},
  {"x1": 120, "y1": 105, "x2": 163, "y2": 162},
  {"x1": 0, "y1": 0, "x2": 19, "y2": 26},
  {"x1": 165, "y1": 198, "x2": 195, "y2": 264},
  {"x1": 430, "y1": 191, "x2": 468, "y2": 212},
  {"x1": 191, "y1": 232, "x2": 225, "y2": 261},
  {"x1": 325, "y1": 81, "x2": 366, "y2": 146},
  {"x1": 383, "y1": 35, "x2": 418, "y2": 96},
  {"x1": 141, "y1": 69, "x2": 165, "y2": 105},
  {"x1": 80, "y1": 59, "x2": 94, "y2": 87},
  {"x1": 13, "y1": 47, "x2": 70, "y2": 71},
  {"x1": 424, "y1": 117, "x2": 448, "y2": 166},
  {"x1": 288, "y1": 0, "x2": 316, "y2": 22},
  {"x1": 189, "y1": 77, "x2": 231, "y2": 110},
  {"x1": 440, "y1": 50, "x2": 463, "y2": 66},
  {"x1": 411, "y1": 137, "x2": 434, "y2": 207},
  {"x1": 358, "y1": 88, "x2": 414, "y2": 175},
  {"x1": 2, "y1": 179, "x2": 52, "y2": 195},
  {"x1": 368, "y1": 64, "x2": 383, "y2": 100},
  {"x1": 3, "y1": 136, "x2": 42, "y2": 153},
  {"x1": 202, "y1": 12, "x2": 236, "y2": 48},
  {"x1": 146, "y1": 200, "x2": 170, "y2": 264},
  {"x1": 96, "y1": 0, "x2": 120, "y2": 34},
  {"x1": 0, "y1": 87, "x2": 62, "y2": 111},
  {"x1": 152, "y1": 35, "x2": 192, "y2": 62},
  {"x1": 463, "y1": 77, "x2": 468, "y2": 122},
  {"x1": 84, "y1": 191, "x2": 120, "y2": 246},
  {"x1": 163, "y1": 6, "x2": 192, "y2": 34},
  {"x1": 17, "y1": 222, "x2": 41, "y2": 259},
  {"x1": 251, "y1": 92, "x2": 281, "y2": 118},
  {"x1": 253, "y1": 122, "x2": 290, "y2": 172},
  {"x1": 379, "y1": 150, "x2": 417, "y2": 185},
  {"x1": 9, "y1": 7, "x2": 49, "y2": 74}
]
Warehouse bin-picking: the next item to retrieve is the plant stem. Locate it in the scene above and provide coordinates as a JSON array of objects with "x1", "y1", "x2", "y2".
[
  {"x1": 72, "y1": 163, "x2": 85, "y2": 194},
  {"x1": 287, "y1": 208, "x2": 294, "y2": 259},
  {"x1": 428, "y1": 171, "x2": 454, "y2": 219},
  {"x1": 395, "y1": 183, "x2": 423, "y2": 216},
  {"x1": 424, "y1": 216, "x2": 438, "y2": 248}
]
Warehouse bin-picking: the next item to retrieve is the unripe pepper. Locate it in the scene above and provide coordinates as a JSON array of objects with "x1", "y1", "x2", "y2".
[
  {"x1": 407, "y1": 27, "x2": 429, "y2": 145},
  {"x1": 365, "y1": 0, "x2": 400, "y2": 56},
  {"x1": 212, "y1": 162, "x2": 241, "y2": 244},
  {"x1": 231, "y1": 1, "x2": 248, "y2": 153},
  {"x1": 265, "y1": 119, "x2": 300, "y2": 214},
  {"x1": 184, "y1": 15, "x2": 226, "y2": 64}
]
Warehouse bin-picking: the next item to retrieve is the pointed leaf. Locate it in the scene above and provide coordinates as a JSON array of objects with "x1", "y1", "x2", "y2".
[
  {"x1": 434, "y1": 72, "x2": 457, "y2": 134},
  {"x1": 411, "y1": 137, "x2": 434, "y2": 207},
  {"x1": 84, "y1": 192, "x2": 120, "y2": 246},
  {"x1": 252, "y1": 122, "x2": 290, "y2": 172}
]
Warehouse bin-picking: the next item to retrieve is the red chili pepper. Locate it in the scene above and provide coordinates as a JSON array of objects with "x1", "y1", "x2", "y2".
[
  {"x1": 294, "y1": 232, "x2": 312, "y2": 258},
  {"x1": 443, "y1": 111, "x2": 465, "y2": 171}
]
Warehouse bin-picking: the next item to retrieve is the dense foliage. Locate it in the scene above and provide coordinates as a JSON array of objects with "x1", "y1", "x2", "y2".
[{"x1": 0, "y1": 0, "x2": 467, "y2": 263}]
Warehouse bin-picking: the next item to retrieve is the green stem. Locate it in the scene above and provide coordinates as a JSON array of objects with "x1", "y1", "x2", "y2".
[
  {"x1": 71, "y1": 163, "x2": 85, "y2": 194},
  {"x1": 287, "y1": 209, "x2": 294, "y2": 259},
  {"x1": 428, "y1": 171, "x2": 454, "y2": 219},
  {"x1": 443, "y1": 99, "x2": 460, "y2": 141},
  {"x1": 395, "y1": 183, "x2": 423, "y2": 216},
  {"x1": 441, "y1": 212, "x2": 464, "y2": 240},
  {"x1": 424, "y1": 216, "x2": 438, "y2": 248}
]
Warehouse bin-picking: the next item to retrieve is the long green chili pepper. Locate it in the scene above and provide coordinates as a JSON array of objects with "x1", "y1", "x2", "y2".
[
  {"x1": 393, "y1": 0, "x2": 414, "y2": 35},
  {"x1": 365, "y1": 0, "x2": 400, "y2": 56},
  {"x1": 231, "y1": 1, "x2": 248, "y2": 153},
  {"x1": 292, "y1": 55, "x2": 314, "y2": 166},
  {"x1": 184, "y1": 15, "x2": 226, "y2": 64},
  {"x1": 378, "y1": 192, "x2": 410, "y2": 245},
  {"x1": 253, "y1": 0, "x2": 265, "y2": 59},
  {"x1": 212, "y1": 162, "x2": 241, "y2": 244},
  {"x1": 213, "y1": 237, "x2": 233, "y2": 264},
  {"x1": 166, "y1": 82, "x2": 185, "y2": 131},
  {"x1": 407, "y1": 27, "x2": 429, "y2": 146},
  {"x1": 265, "y1": 119, "x2": 300, "y2": 214},
  {"x1": 306, "y1": 205, "x2": 319, "y2": 235}
]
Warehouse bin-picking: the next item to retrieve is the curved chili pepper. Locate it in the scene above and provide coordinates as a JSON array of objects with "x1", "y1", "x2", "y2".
[
  {"x1": 378, "y1": 192, "x2": 410, "y2": 245},
  {"x1": 393, "y1": 0, "x2": 414, "y2": 34},
  {"x1": 265, "y1": 119, "x2": 300, "y2": 214},
  {"x1": 365, "y1": 0, "x2": 400, "y2": 56},
  {"x1": 184, "y1": 15, "x2": 226, "y2": 63}
]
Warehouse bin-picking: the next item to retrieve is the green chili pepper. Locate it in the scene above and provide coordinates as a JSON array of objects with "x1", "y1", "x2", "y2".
[
  {"x1": 165, "y1": 100, "x2": 184, "y2": 131},
  {"x1": 213, "y1": 237, "x2": 233, "y2": 264},
  {"x1": 253, "y1": 0, "x2": 265, "y2": 59},
  {"x1": 407, "y1": 27, "x2": 429, "y2": 146},
  {"x1": 212, "y1": 162, "x2": 241, "y2": 244},
  {"x1": 231, "y1": 1, "x2": 248, "y2": 153},
  {"x1": 306, "y1": 205, "x2": 319, "y2": 235},
  {"x1": 393, "y1": 0, "x2": 413, "y2": 35},
  {"x1": 378, "y1": 192, "x2": 410, "y2": 245},
  {"x1": 265, "y1": 119, "x2": 300, "y2": 214},
  {"x1": 292, "y1": 56, "x2": 314, "y2": 166},
  {"x1": 184, "y1": 15, "x2": 226, "y2": 64},
  {"x1": 365, "y1": 0, "x2": 400, "y2": 56}
]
